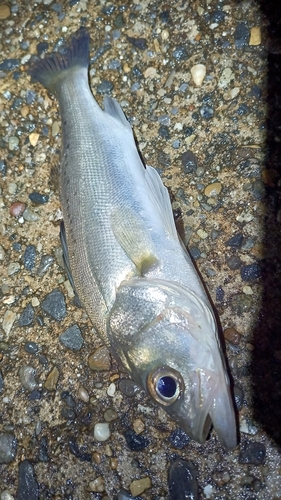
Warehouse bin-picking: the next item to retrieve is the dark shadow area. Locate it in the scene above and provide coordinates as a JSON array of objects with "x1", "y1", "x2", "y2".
[{"x1": 251, "y1": 0, "x2": 281, "y2": 446}]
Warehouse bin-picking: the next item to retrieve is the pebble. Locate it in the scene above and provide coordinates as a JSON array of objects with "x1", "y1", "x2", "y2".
[
  {"x1": 18, "y1": 304, "x2": 35, "y2": 327},
  {"x1": 181, "y1": 150, "x2": 197, "y2": 174},
  {"x1": 0, "y1": 491, "x2": 14, "y2": 500},
  {"x1": 190, "y1": 64, "x2": 206, "y2": 86},
  {"x1": 124, "y1": 429, "x2": 149, "y2": 451},
  {"x1": 225, "y1": 233, "x2": 243, "y2": 249},
  {"x1": 168, "y1": 459, "x2": 198, "y2": 500},
  {"x1": 0, "y1": 369, "x2": 4, "y2": 392},
  {"x1": 204, "y1": 182, "x2": 222, "y2": 197},
  {"x1": 97, "y1": 80, "x2": 113, "y2": 94},
  {"x1": 104, "y1": 408, "x2": 118, "y2": 422},
  {"x1": 0, "y1": 245, "x2": 5, "y2": 260},
  {"x1": 117, "y1": 490, "x2": 135, "y2": 500},
  {"x1": 23, "y1": 245, "x2": 36, "y2": 271},
  {"x1": 88, "y1": 345, "x2": 111, "y2": 371},
  {"x1": 133, "y1": 418, "x2": 145, "y2": 435},
  {"x1": 199, "y1": 105, "x2": 214, "y2": 120},
  {"x1": 240, "y1": 263, "x2": 261, "y2": 281},
  {"x1": 0, "y1": 4, "x2": 10, "y2": 19},
  {"x1": 61, "y1": 408, "x2": 76, "y2": 421},
  {"x1": 144, "y1": 66, "x2": 157, "y2": 79},
  {"x1": 189, "y1": 246, "x2": 201, "y2": 260},
  {"x1": 8, "y1": 136, "x2": 19, "y2": 151},
  {"x1": 59, "y1": 324, "x2": 84, "y2": 351},
  {"x1": 24, "y1": 341, "x2": 39, "y2": 354},
  {"x1": 19, "y1": 366, "x2": 37, "y2": 391},
  {"x1": 0, "y1": 433, "x2": 17, "y2": 463},
  {"x1": 16, "y1": 460, "x2": 39, "y2": 500},
  {"x1": 169, "y1": 428, "x2": 190, "y2": 449},
  {"x1": 41, "y1": 289, "x2": 67, "y2": 321},
  {"x1": 44, "y1": 366, "x2": 59, "y2": 391},
  {"x1": 127, "y1": 36, "x2": 148, "y2": 51},
  {"x1": 9, "y1": 202, "x2": 26, "y2": 217},
  {"x1": 243, "y1": 285, "x2": 253, "y2": 295},
  {"x1": 239, "y1": 441, "x2": 266, "y2": 465},
  {"x1": 172, "y1": 46, "x2": 188, "y2": 61},
  {"x1": 94, "y1": 423, "x2": 110, "y2": 442},
  {"x1": 8, "y1": 183, "x2": 17, "y2": 195},
  {"x1": 31, "y1": 297, "x2": 40, "y2": 307},
  {"x1": 38, "y1": 436, "x2": 49, "y2": 462},
  {"x1": 130, "y1": 477, "x2": 151, "y2": 497},
  {"x1": 37, "y1": 255, "x2": 54, "y2": 277},
  {"x1": 213, "y1": 470, "x2": 230, "y2": 486},
  {"x1": 223, "y1": 87, "x2": 240, "y2": 101},
  {"x1": 68, "y1": 436, "x2": 91, "y2": 462},
  {"x1": 249, "y1": 26, "x2": 261, "y2": 46},
  {"x1": 29, "y1": 133, "x2": 40, "y2": 147},
  {"x1": 224, "y1": 327, "x2": 241, "y2": 345},
  {"x1": 197, "y1": 229, "x2": 208, "y2": 239},
  {"x1": 107, "y1": 382, "x2": 116, "y2": 397},
  {"x1": 2, "y1": 310, "x2": 17, "y2": 336},
  {"x1": 234, "y1": 385, "x2": 244, "y2": 410},
  {"x1": 226, "y1": 255, "x2": 242, "y2": 270},
  {"x1": 231, "y1": 294, "x2": 253, "y2": 314},
  {"x1": 51, "y1": 121, "x2": 60, "y2": 137},
  {"x1": 239, "y1": 414, "x2": 256, "y2": 433},
  {"x1": 78, "y1": 386, "x2": 89, "y2": 403},
  {"x1": 0, "y1": 159, "x2": 7, "y2": 176},
  {"x1": 234, "y1": 22, "x2": 249, "y2": 49},
  {"x1": 158, "y1": 125, "x2": 170, "y2": 139},
  {"x1": 28, "y1": 192, "x2": 49, "y2": 205},
  {"x1": 119, "y1": 378, "x2": 140, "y2": 397},
  {"x1": 216, "y1": 286, "x2": 224, "y2": 301},
  {"x1": 22, "y1": 207, "x2": 39, "y2": 222},
  {"x1": 88, "y1": 476, "x2": 105, "y2": 493},
  {"x1": 218, "y1": 67, "x2": 234, "y2": 88},
  {"x1": 8, "y1": 262, "x2": 20, "y2": 275}
]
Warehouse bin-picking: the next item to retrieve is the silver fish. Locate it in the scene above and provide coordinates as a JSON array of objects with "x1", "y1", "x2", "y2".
[{"x1": 29, "y1": 28, "x2": 237, "y2": 449}]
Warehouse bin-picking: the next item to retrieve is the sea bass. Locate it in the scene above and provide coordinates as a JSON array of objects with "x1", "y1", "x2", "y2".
[{"x1": 29, "y1": 28, "x2": 237, "y2": 449}]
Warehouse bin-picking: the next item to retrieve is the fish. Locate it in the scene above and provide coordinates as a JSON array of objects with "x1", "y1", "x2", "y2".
[{"x1": 28, "y1": 27, "x2": 237, "y2": 450}]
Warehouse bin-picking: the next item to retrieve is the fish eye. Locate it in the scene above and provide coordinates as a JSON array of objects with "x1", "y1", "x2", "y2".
[{"x1": 147, "y1": 366, "x2": 183, "y2": 406}]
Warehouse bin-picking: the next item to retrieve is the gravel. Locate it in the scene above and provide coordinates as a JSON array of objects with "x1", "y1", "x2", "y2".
[{"x1": 0, "y1": 1, "x2": 280, "y2": 498}]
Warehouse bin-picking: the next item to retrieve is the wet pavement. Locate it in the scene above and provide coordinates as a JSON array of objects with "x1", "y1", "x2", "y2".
[{"x1": 0, "y1": 0, "x2": 281, "y2": 499}]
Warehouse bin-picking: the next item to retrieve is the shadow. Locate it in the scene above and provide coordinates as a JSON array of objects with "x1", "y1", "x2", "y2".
[{"x1": 251, "y1": 0, "x2": 281, "y2": 446}]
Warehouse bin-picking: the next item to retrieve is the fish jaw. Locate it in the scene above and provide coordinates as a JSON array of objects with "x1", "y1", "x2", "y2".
[{"x1": 109, "y1": 277, "x2": 237, "y2": 449}]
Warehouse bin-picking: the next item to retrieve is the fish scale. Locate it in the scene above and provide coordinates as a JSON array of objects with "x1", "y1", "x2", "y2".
[{"x1": 29, "y1": 27, "x2": 237, "y2": 449}]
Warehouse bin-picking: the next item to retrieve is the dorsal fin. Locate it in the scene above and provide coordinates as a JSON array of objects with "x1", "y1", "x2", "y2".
[{"x1": 103, "y1": 95, "x2": 132, "y2": 131}]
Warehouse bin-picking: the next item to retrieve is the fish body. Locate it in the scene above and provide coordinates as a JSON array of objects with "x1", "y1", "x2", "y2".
[{"x1": 29, "y1": 28, "x2": 237, "y2": 449}]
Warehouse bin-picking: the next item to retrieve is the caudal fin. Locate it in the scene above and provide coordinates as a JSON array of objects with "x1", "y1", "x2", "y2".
[{"x1": 28, "y1": 27, "x2": 90, "y2": 92}]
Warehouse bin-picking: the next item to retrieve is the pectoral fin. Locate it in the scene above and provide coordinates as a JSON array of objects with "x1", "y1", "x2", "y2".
[
  {"x1": 60, "y1": 221, "x2": 82, "y2": 307},
  {"x1": 110, "y1": 206, "x2": 159, "y2": 275},
  {"x1": 144, "y1": 165, "x2": 178, "y2": 241}
]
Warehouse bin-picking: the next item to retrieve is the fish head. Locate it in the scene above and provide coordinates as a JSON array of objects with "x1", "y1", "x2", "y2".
[{"x1": 109, "y1": 278, "x2": 237, "y2": 450}]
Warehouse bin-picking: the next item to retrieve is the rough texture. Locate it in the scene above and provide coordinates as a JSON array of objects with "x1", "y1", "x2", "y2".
[{"x1": 0, "y1": 0, "x2": 281, "y2": 498}]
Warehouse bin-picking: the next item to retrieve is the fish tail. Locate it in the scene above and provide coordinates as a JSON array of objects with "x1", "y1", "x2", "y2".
[{"x1": 28, "y1": 27, "x2": 90, "y2": 92}]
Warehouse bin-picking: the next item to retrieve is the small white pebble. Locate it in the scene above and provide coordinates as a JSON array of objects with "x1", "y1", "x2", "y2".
[
  {"x1": 107, "y1": 382, "x2": 116, "y2": 397},
  {"x1": 78, "y1": 386, "x2": 89, "y2": 403},
  {"x1": 243, "y1": 285, "x2": 253, "y2": 295},
  {"x1": 203, "y1": 484, "x2": 213, "y2": 499},
  {"x1": 2, "y1": 310, "x2": 17, "y2": 336},
  {"x1": 161, "y1": 29, "x2": 169, "y2": 40},
  {"x1": 52, "y1": 121, "x2": 60, "y2": 137},
  {"x1": 8, "y1": 182, "x2": 17, "y2": 195},
  {"x1": 191, "y1": 64, "x2": 206, "y2": 86},
  {"x1": 0, "y1": 245, "x2": 5, "y2": 260},
  {"x1": 29, "y1": 132, "x2": 40, "y2": 147},
  {"x1": 94, "y1": 422, "x2": 110, "y2": 442},
  {"x1": 31, "y1": 297, "x2": 40, "y2": 307}
]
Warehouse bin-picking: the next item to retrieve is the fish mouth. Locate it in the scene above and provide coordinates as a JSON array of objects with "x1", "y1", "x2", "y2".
[{"x1": 170, "y1": 368, "x2": 237, "y2": 450}]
